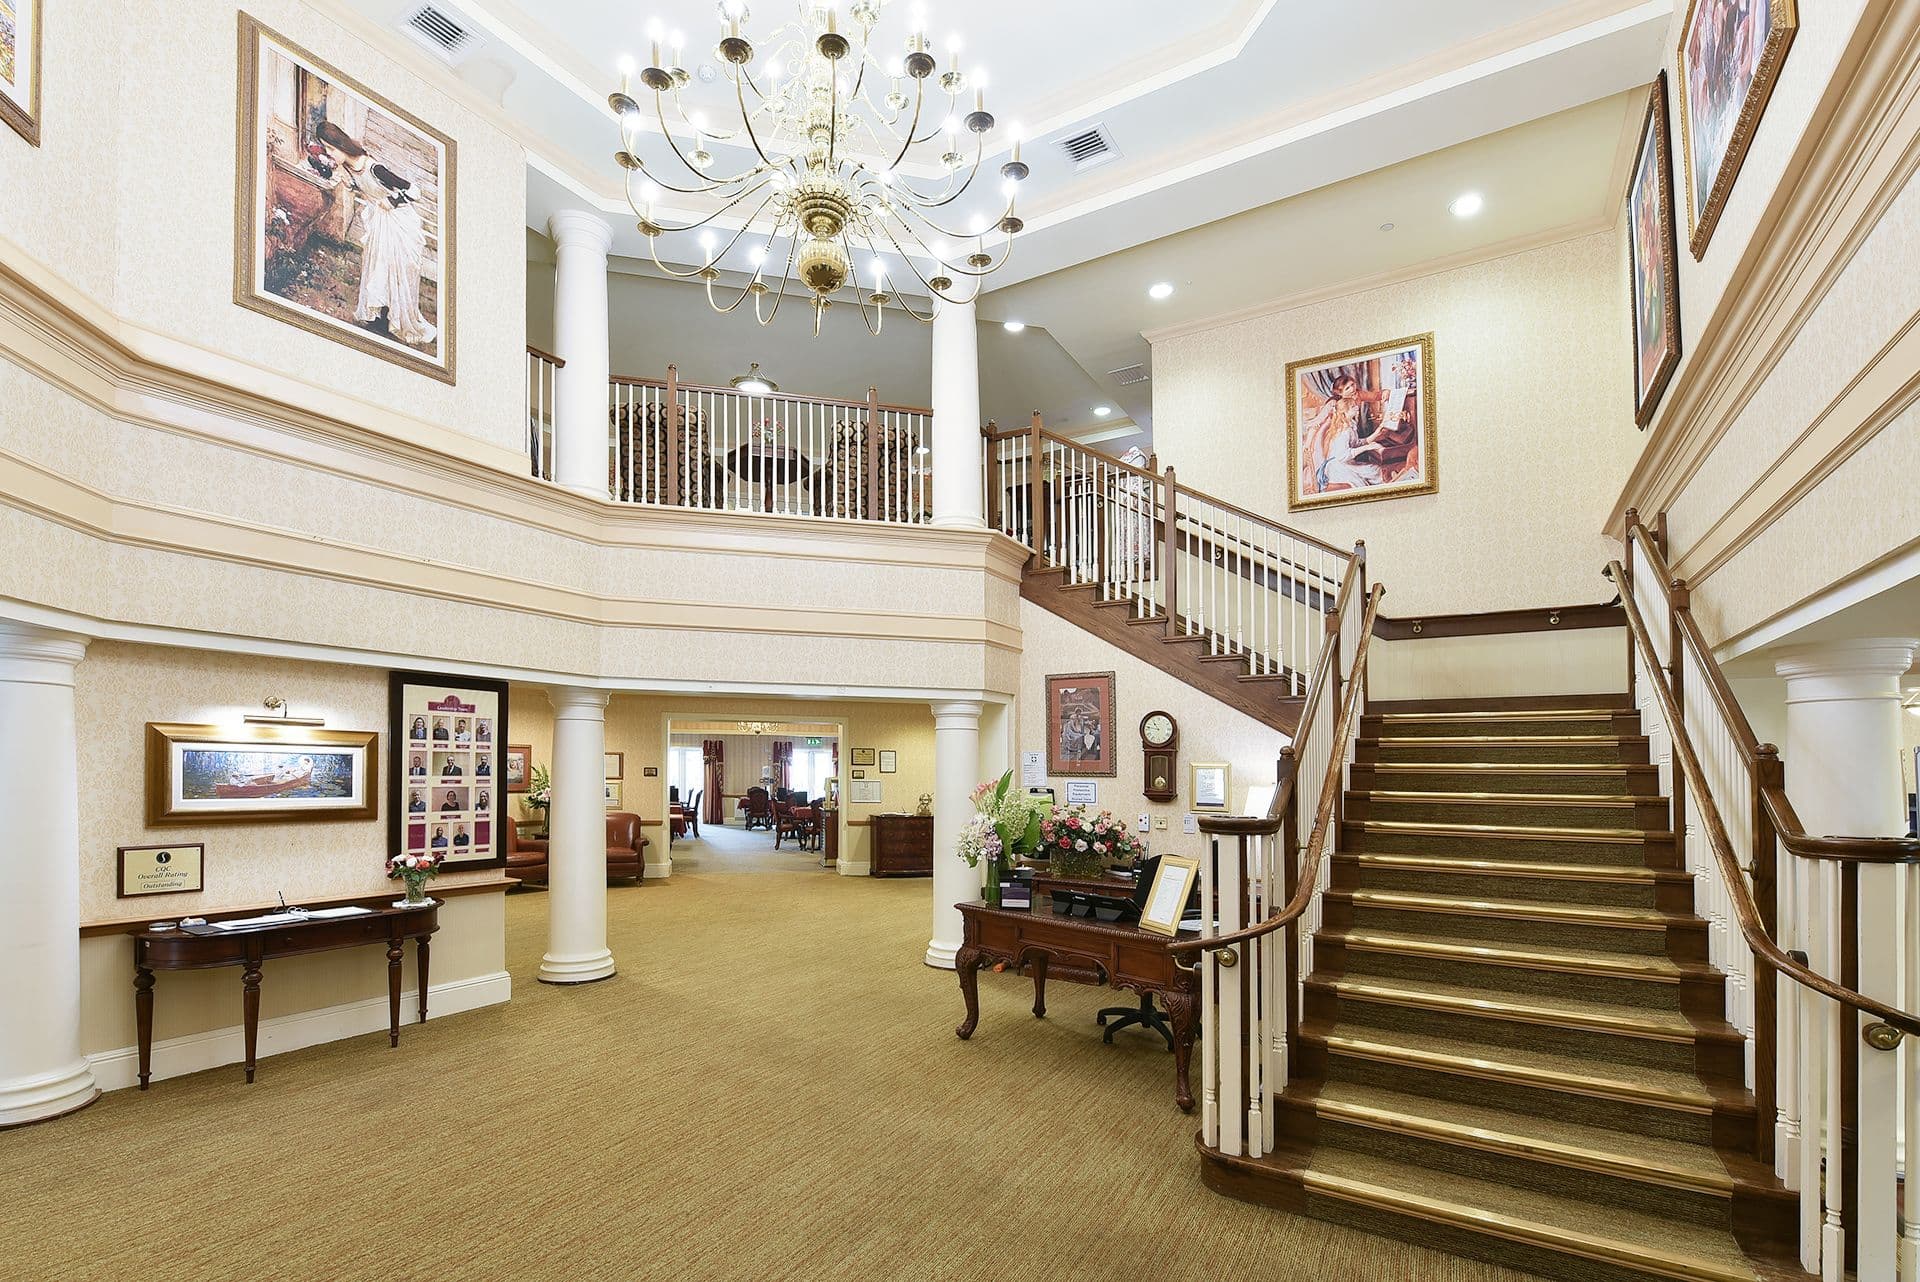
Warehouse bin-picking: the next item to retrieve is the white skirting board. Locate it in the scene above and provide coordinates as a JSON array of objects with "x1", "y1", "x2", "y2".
[
  {"x1": 643, "y1": 857, "x2": 674, "y2": 879},
  {"x1": 86, "y1": 970, "x2": 511, "y2": 1092},
  {"x1": 836, "y1": 859, "x2": 871, "y2": 876}
]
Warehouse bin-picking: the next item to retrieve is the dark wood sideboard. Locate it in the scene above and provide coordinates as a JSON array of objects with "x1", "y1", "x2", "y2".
[{"x1": 869, "y1": 813, "x2": 933, "y2": 877}]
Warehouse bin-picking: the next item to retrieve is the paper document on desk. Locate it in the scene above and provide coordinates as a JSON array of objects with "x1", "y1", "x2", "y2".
[
  {"x1": 305, "y1": 906, "x2": 373, "y2": 919},
  {"x1": 210, "y1": 911, "x2": 309, "y2": 931}
]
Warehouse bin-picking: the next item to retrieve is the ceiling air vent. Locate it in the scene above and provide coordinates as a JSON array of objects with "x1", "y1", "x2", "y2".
[
  {"x1": 402, "y1": 3, "x2": 483, "y2": 65},
  {"x1": 1109, "y1": 363, "x2": 1150, "y2": 387},
  {"x1": 1056, "y1": 125, "x2": 1119, "y2": 172}
]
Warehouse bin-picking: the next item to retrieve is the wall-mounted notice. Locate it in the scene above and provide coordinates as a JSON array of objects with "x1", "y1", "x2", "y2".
[
  {"x1": 1065, "y1": 780, "x2": 1098, "y2": 805},
  {"x1": 1020, "y1": 751, "x2": 1046, "y2": 789}
]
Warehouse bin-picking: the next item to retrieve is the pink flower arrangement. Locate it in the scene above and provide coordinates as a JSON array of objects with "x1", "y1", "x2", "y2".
[
  {"x1": 1038, "y1": 803, "x2": 1145, "y2": 878},
  {"x1": 386, "y1": 850, "x2": 442, "y2": 903}
]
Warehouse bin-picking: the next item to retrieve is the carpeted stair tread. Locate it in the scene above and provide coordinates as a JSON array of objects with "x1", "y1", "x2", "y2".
[
  {"x1": 1351, "y1": 819, "x2": 1672, "y2": 843},
  {"x1": 1298, "y1": 1080, "x2": 1735, "y2": 1193},
  {"x1": 1324, "y1": 928, "x2": 1703, "y2": 979},
  {"x1": 1337, "y1": 851, "x2": 1687, "y2": 884},
  {"x1": 1306, "y1": 973, "x2": 1709, "y2": 1041},
  {"x1": 1328, "y1": 888, "x2": 1695, "y2": 930},
  {"x1": 1305, "y1": 1023, "x2": 1721, "y2": 1110},
  {"x1": 1297, "y1": 1146, "x2": 1768, "y2": 1280}
]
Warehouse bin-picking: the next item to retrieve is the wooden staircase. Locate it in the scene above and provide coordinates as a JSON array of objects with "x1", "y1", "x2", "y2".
[
  {"x1": 1020, "y1": 562, "x2": 1309, "y2": 734},
  {"x1": 1199, "y1": 694, "x2": 1810, "y2": 1282}
]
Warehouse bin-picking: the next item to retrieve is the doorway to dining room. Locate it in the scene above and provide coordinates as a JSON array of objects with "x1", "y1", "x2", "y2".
[{"x1": 665, "y1": 719, "x2": 842, "y2": 873}]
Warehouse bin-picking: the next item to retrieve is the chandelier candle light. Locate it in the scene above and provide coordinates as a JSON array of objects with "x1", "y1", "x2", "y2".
[{"x1": 608, "y1": 0, "x2": 1027, "y2": 334}]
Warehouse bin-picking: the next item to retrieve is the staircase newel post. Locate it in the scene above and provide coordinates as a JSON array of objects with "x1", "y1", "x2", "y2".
[
  {"x1": 1752, "y1": 743, "x2": 1783, "y2": 1167},
  {"x1": 1668, "y1": 577, "x2": 1690, "y2": 870},
  {"x1": 982, "y1": 421, "x2": 1002, "y2": 535},
  {"x1": 1622, "y1": 509, "x2": 1639, "y2": 703},
  {"x1": 1162, "y1": 467, "x2": 1179, "y2": 633},
  {"x1": 1276, "y1": 747, "x2": 1301, "y2": 1069},
  {"x1": 663, "y1": 363, "x2": 682, "y2": 508},
  {"x1": 1028, "y1": 412, "x2": 1046, "y2": 562}
]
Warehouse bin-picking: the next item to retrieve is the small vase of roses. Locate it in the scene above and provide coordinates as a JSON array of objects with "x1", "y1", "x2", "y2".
[
  {"x1": 1039, "y1": 804, "x2": 1146, "y2": 880},
  {"x1": 387, "y1": 849, "x2": 442, "y2": 908}
]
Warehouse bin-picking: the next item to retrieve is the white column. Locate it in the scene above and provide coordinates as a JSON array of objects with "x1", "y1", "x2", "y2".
[
  {"x1": 0, "y1": 622, "x2": 97, "y2": 1125},
  {"x1": 539, "y1": 687, "x2": 614, "y2": 985},
  {"x1": 546, "y1": 209, "x2": 615, "y2": 500},
  {"x1": 929, "y1": 293, "x2": 984, "y2": 529},
  {"x1": 1774, "y1": 636, "x2": 1917, "y2": 1282},
  {"x1": 926, "y1": 699, "x2": 984, "y2": 968}
]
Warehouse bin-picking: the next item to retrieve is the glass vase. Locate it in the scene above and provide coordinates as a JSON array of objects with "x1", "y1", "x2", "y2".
[
  {"x1": 403, "y1": 876, "x2": 431, "y2": 907},
  {"x1": 983, "y1": 856, "x2": 1003, "y2": 908}
]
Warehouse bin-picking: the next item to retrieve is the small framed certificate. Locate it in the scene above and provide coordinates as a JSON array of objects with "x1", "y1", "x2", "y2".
[
  {"x1": 1139, "y1": 855, "x2": 1199, "y2": 937},
  {"x1": 1190, "y1": 762, "x2": 1230, "y2": 810},
  {"x1": 117, "y1": 843, "x2": 205, "y2": 898}
]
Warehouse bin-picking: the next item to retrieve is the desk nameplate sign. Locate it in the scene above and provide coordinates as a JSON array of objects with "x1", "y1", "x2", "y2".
[{"x1": 116, "y1": 844, "x2": 205, "y2": 898}]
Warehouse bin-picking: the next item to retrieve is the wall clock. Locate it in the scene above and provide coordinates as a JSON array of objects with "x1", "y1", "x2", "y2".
[{"x1": 1140, "y1": 711, "x2": 1179, "y2": 802}]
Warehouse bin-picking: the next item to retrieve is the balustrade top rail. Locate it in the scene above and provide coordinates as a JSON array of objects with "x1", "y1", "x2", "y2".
[
  {"x1": 611, "y1": 370, "x2": 931, "y2": 417},
  {"x1": 1625, "y1": 514, "x2": 1920, "y2": 866}
]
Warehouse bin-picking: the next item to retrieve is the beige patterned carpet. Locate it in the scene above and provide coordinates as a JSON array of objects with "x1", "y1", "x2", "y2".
[{"x1": 0, "y1": 866, "x2": 1556, "y2": 1281}]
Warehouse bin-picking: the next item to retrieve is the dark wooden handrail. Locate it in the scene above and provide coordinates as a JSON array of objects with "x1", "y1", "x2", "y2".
[
  {"x1": 1611, "y1": 559, "x2": 1920, "y2": 1039},
  {"x1": 1173, "y1": 482, "x2": 1352, "y2": 560},
  {"x1": 1626, "y1": 517, "x2": 1920, "y2": 865},
  {"x1": 525, "y1": 344, "x2": 566, "y2": 368},
  {"x1": 1171, "y1": 582, "x2": 1383, "y2": 957}
]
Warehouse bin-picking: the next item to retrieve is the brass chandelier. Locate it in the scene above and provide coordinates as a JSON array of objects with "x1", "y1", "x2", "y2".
[{"x1": 608, "y1": 0, "x2": 1027, "y2": 334}]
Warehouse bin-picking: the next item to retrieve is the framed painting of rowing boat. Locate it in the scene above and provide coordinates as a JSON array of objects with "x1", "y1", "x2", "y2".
[
  {"x1": 145, "y1": 723, "x2": 379, "y2": 824},
  {"x1": 389, "y1": 670, "x2": 508, "y2": 871}
]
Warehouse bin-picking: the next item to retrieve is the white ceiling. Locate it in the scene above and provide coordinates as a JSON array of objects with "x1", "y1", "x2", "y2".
[{"x1": 320, "y1": 0, "x2": 1671, "y2": 439}]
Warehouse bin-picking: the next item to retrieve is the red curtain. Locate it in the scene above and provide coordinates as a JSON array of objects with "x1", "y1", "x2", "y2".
[
  {"x1": 771, "y1": 739, "x2": 793, "y2": 790},
  {"x1": 703, "y1": 739, "x2": 725, "y2": 824}
]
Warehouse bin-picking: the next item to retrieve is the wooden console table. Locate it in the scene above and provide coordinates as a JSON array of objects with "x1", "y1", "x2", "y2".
[
  {"x1": 953, "y1": 901, "x2": 1200, "y2": 1111},
  {"x1": 131, "y1": 901, "x2": 439, "y2": 1088}
]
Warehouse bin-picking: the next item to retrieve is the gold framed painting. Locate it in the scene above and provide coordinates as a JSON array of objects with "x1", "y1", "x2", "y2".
[
  {"x1": 1676, "y1": 0, "x2": 1796, "y2": 258},
  {"x1": 235, "y1": 13, "x2": 456, "y2": 382},
  {"x1": 1047, "y1": 672, "x2": 1116, "y2": 778},
  {"x1": 1629, "y1": 73, "x2": 1682, "y2": 428},
  {"x1": 1286, "y1": 333, "x2": 1437, "y2": 511},
  {"x1": 146, "y1": 723, "x2": 379, "y2": 825},
  {"x1": 0, "y1": 0, "x2": 41, "y2": 146}
]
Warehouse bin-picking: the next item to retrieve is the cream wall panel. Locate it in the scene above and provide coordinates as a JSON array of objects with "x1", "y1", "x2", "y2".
[
  {"x1": 0, "y1": 0, "x2": 526, "y2": 451},
  {"x1": 1368, "y1": 630, "x2": 1627, "y2": 703},
  {"x1": 1016, "y1": 601, "x2": 1283, "y2": 861},
  {"x1": 1152, "y1": 232, "x2": 1635, "y2": 615}
]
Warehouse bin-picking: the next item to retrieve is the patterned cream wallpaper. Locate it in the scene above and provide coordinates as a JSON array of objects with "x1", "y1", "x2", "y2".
[
  {"x1": 1152, "y1": 232, "x2": 1639, "y2": 615},
  {"x1": 0, "y1": 0, "x2": 526, "y2": 452}
]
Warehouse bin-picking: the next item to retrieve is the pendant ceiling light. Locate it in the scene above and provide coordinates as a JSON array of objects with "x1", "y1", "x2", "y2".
[
  {"x1": 728, "y1": 362, "x2": 778, "y2": 394},
  {"x1": 608, "y1": 0, "x2": 1026, "y2": 335}
]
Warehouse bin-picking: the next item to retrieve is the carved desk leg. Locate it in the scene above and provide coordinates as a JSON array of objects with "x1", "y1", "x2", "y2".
[
  {"x1": 241, "y1": 956, "x2": 263, "y2": 1084},
  {"x1": 386, "y1": 941, "x2": 404, "y2": 1048},
  {"x1": 134, "y1": 966, "x2": 155, "y2": 1091},
  {"x1": 1164, "y1": 988, "x2": 1198, "y2": 1113},
  {"x1": 954, "y1": 943, "x2": 984, "y2": 1040},
  {"x1": 1029, "y1": 953, "x2": 1049, "y2": 1019},
  {"x1": 415, "y1": 934, "x2": 431, "y2": 1025}
]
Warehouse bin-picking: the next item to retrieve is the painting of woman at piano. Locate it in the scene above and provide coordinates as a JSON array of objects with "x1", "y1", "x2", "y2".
[{"x1": 1286, "y1": 333, "x2": 1438, "y2": 511}]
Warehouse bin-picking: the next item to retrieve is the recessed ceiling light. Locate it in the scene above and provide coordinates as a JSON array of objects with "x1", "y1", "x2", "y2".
[
  {"x1": 1448, "y1": 191, "x2": 1484, "y2": 219},
  {"x1": 1148, "y1": 282, "x2": 1174, "y2": 300},
  {"x1": 1093, "y1": 406, "x2": 1113, "y2": 418},
  {"x1": 1003, "y1": 321, "x2": 1026, "y2": 333},
  {"x1": 1379, "y1": 222, "x2": 1395, "y2": 232}
]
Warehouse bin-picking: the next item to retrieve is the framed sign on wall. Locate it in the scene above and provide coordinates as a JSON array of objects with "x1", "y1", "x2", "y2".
[
  {"x1": 389, "y1": 671, "x2": 508, "y2": 872},
  {"x1": 116, "y1": 843, "x2": 206, "y2": 898}
]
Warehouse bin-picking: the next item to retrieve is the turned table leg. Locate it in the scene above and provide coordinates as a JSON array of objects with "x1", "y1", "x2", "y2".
[
  {"x1": 134, "y1": 967, "x2": 155, "y2": 1091},
  {"x1": 386, "y1": 941, "x2": 404, "y2": 1048},
  {"x1": 1030, "y1": 954, "x2": 1049, "y2": 1019},
  {"x1": 954, "y1": 944, "x2": 983, "y2": 1040},
  {"x1": 241, "y1": 960, "x2": 263, "y2": 1084},
  {"x1": 415, "y1": 934, "x2": 431, "y2": 1025},
  {"x1": 1165, "y1": 988, "x2": 1198, "y2": 1114}
]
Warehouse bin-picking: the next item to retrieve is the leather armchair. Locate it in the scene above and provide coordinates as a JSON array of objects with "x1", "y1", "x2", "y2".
[
  {"x1": 606, "y1": 811, "x2": 649, "y2": 882},
  {"x1": 505, "y1": 816, "x2": 549, "y2": 886}
]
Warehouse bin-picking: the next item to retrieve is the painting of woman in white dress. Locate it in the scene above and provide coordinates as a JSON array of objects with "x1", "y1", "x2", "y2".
[
  {"x1": 1286, "y1": 334, "x2": 1437, "y2": 511},
  {"x1": 236, "y1": 15, "x2": 456, "y2": 382}
]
